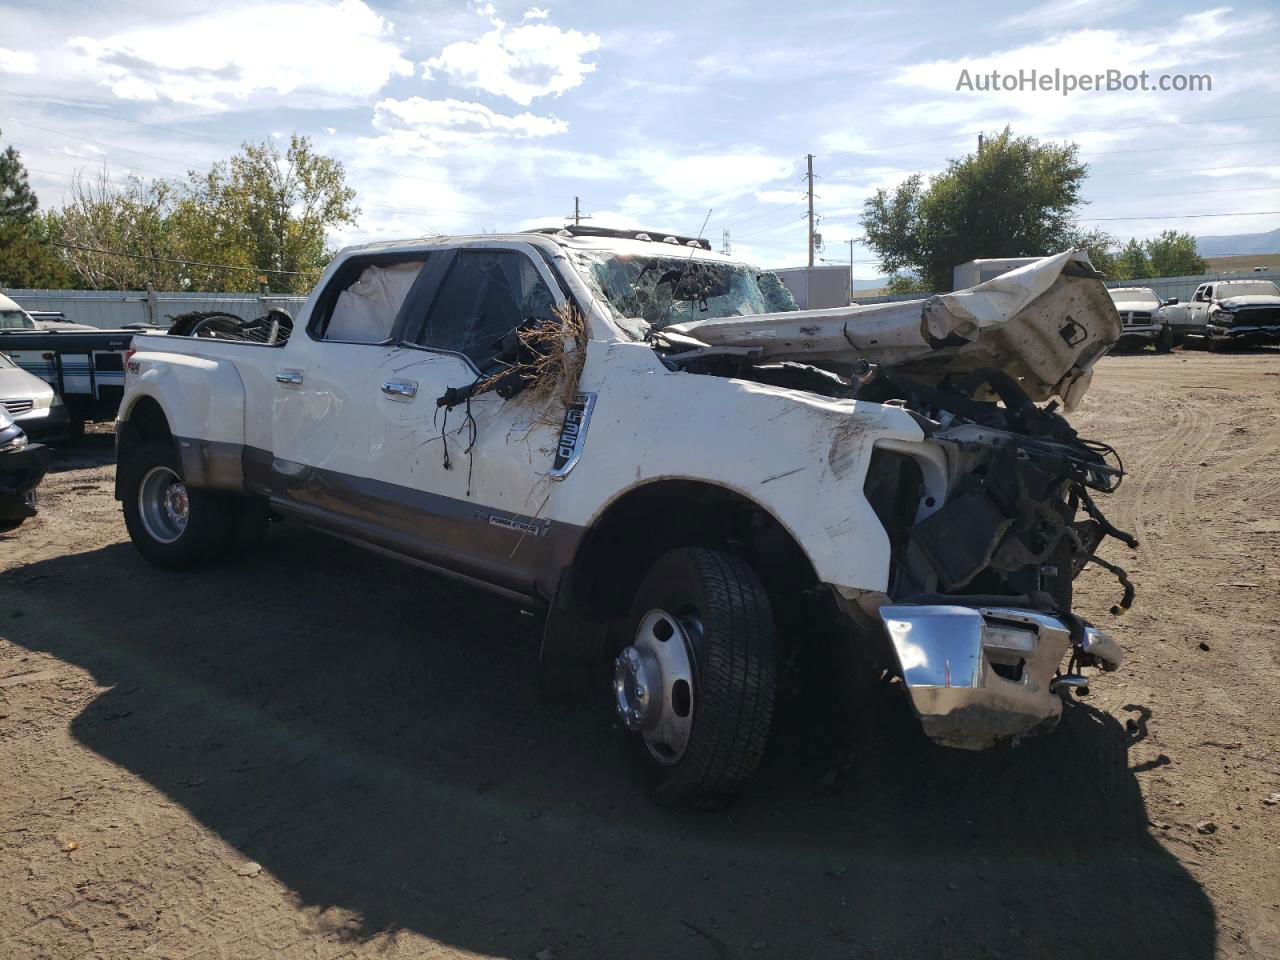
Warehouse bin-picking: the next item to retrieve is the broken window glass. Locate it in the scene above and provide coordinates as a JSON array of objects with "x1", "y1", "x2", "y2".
[
  {"x1": 571, "y1": 251, "x2": 798, "y2": 334},
  {"x1": 422, "y1": 250, "x2": 556, "y2": 366}
]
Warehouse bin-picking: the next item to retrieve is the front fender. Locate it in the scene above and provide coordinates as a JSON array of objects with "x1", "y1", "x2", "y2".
[{"x1": 561, "y1": 340, "x2": 928, "y2": 594}]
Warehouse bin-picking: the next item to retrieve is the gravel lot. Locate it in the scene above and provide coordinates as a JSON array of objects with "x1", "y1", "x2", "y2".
[{"x1": 2, "y1": 351, "x2": 1278, "y2": 960}]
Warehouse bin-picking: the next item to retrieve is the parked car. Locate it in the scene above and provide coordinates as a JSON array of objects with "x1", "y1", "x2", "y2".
[
  {"x1": 1108, "y1": 286, "x2": 1174, "y2": 352},
  {"x1": 114, "y1": 232, "x2": 1129, "y2": 806},
  {"x1": 0, "y1": 293, "x2": 138, "y2": 435},
  {"x1": 0, "y1": 408, "x2": 50, "y2": 533},
  {"x1": 1160, "y1": 279, "x2": 1280, "y2": 350},
  {"x1": 0, "y1": 351, "x2": 69, "y2": 440}
]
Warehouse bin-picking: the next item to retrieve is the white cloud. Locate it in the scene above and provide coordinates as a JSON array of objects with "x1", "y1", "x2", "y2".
[
  {"x1": 373, "y1": 97, "x2": 569, "y2": 142},
  {"x1": 0, "y1": 47, "x2": 37, "y2": 74},
  {"x1": 890, "y1": 7, "x2": 1277, "y2": 139},
  {"x1": 523, "y1": 7, "x2": 550, "y2": 21},
  {"x1": 67, "y1": 0, "x2": 413, "y2": 110},
  {"x1": 1001, "y1": 0, "x2": 1136, "y2": 32},
  {"x1": 627, "y1": 151, "x2": 797, "y2": 202},
  {"x1": 424, "y1": 14, "x2": 601, "y2": 106}
]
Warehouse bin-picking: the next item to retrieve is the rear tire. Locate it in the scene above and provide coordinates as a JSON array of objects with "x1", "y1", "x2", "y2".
[
  {"x1": 614, "y1": 547, "x2": 776, "y2": 809},
  {"x1": 121, "y1": 442, "x2": 233, "y2": 569}
]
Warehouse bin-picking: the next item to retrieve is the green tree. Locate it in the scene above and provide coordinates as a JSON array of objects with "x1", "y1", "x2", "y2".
[
  {"x1": 54, "y1": 169, "x2": 184, "y2": 290},
  {"x1": 1, "y1": 130, "x2": 38, "y2": 224},
  {"x1": 0, "y1": 129, "x2": 72, "y2": 288},
  {"x1": 1114, "y1": 238, "x2": 1151, "y2": 281},
  {"x1": 1144, "y1": 230, "x2": 1206, "y2": 278},
  {"x1": 884, "y1": 272, "x2": 933, "y2": 296},
  {"x1": 176, "y1": 134, "x2": 359, "y2": 293},
  {"x1": 0, "y1": 215, "x2": 72, "y2": 288},
  {"x1": 861, "y1": 127, "x2": 1088, "y2": 291}
]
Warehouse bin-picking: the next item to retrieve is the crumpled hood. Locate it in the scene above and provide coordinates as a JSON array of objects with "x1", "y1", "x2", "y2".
[
  {"x1": 1217, "y1": 295, "x2": 1280, "y2": 309},
  {"x1": 667, "y1": 250, "x2": 1120, "y2": 410}
]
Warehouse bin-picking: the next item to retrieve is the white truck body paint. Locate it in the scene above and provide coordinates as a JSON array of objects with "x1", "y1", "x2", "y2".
[{"x1": 117, "y1": 232, "x2": 1128, "y2": 756}]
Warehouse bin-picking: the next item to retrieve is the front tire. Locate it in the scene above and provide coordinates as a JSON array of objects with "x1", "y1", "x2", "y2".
[
  {"x1": 614, "y1": 548, "x2": 776, "y2": 809},
  {"x1": 121, "y1": 442, "x2": 234, "y2": 569},
  {"x1": 1156, "y1": 325, "x2": 1174, "y2": 353}
]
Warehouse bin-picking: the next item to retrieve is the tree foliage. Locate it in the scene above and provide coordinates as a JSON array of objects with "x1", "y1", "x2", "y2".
[
  {"x1": 0, "y1": 128, "x2": 72, "y2": 288},
  {"x1": 861, "y1": 128, "x2": 1088, "y2": 291},
  {"x1": 4, "y1": 133, "x2": 359, "y2": 293},
  {"x1": 173, "y1": 135, "x2": 359, "y2": 293},
  {"x1": 884, "y1": 273, "x2": 932, "y2": 296},
  {"x1": 1114, "y1": 238, "x2": 1151, "y2": 280},
  {"x1": 51, "y1": 171, "x2": 185, "y2": 289},
  {"x1": 1144, "y1": 230, "x2": 1207, "y2": 278},
  {"x1": 1, "y1": 131, "x2": 39, "y2": 225}
]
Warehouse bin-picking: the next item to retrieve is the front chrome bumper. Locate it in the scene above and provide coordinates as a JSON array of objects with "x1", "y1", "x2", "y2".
[{"x1": 878, "y1": 605, "x2": 1123, "y2": 750}]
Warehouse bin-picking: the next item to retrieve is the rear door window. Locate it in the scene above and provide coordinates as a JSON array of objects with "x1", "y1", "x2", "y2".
[
  {"x1": 320, "y1": 258, "x2": 429, "y2": 343},
  {"x1": 419, "y1": 250, "x2": 556, "y2": 366}
]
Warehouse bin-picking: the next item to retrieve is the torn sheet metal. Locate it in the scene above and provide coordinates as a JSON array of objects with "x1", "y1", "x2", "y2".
[{"x1": 667, "y1": 250, "x2": 1120, "y2": 409}]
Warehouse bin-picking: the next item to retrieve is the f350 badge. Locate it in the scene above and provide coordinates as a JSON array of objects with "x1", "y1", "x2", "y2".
[{"x1": 550, "y1": 392, "x2": 596, "y2": 480}]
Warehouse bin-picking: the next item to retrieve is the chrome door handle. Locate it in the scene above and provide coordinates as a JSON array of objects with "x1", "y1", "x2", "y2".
[
  {"x1": 276, "y1": 370, "x2": 304, "y2": 386},
  {"x1": 381, "y1": 379, "x2": 418, "y2": 400}
]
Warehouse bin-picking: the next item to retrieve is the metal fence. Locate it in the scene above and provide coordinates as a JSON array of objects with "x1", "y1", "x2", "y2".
[{"x1": 1, "y1": 288, "x2": 309, "y2": 330}]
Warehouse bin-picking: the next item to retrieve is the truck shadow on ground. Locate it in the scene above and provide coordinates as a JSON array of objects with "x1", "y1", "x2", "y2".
[
  {"x1": 4, "y1": 525, "x2": 1216, "y2": 960},
  {"x1": 42, "y1": 430, "x2": 115, "y2": 474}
]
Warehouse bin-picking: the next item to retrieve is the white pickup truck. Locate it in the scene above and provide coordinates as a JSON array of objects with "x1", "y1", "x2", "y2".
[
  {"x1": 1160, "y1": 278, "x2": 1280, "y2": 350},
  {"x1": 116, "y1": 228, "x2": 1131, "y2": 806}
]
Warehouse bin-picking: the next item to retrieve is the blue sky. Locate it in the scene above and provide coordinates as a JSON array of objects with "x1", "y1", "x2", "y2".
[{"x1": 1, "y1": 0, "x2": 1278, "y2": 285}]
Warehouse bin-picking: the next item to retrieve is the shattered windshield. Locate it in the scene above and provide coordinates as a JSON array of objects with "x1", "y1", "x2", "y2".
[
  {"x1": 1220, "y1": 282, "x2": 1280, "y2": 298},
  {"x1": 1109, "y1": 289, "x2": 1157, "y2": 304},
  {"x1": 574, "y1": 251, "x2": 798, "y2": 334},
  {"x1": 0, "y1": 310, "x2": 35, "y2": 331}
]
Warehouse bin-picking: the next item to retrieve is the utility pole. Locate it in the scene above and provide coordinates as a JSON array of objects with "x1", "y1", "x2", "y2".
[
  {"x1": 806, "y1": 153, "x2": 815, "y2": 268},
  {"x1": 978, "y1": 133, "x2": 984, "y2": 154},
  {"x1": 847, "y1": 238, "x2": 856, "y2": 301},
  {"x1": 567, "y1": 196, "x2": 592, "y2": 227}
]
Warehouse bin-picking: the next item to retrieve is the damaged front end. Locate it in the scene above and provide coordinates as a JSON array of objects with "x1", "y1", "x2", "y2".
[{"x1": 657, "y1": 251, "x2": 1135, "y2": 749}]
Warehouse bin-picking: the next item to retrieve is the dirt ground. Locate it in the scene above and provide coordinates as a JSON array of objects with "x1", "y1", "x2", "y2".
[{"x1": 2, "y1": 350, "x2": 1278, "y2": 960}]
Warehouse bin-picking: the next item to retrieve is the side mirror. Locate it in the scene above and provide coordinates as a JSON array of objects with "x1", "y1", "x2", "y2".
[{"x1": 1165, "y1": 297, "x2": 1179, "y2": 306}]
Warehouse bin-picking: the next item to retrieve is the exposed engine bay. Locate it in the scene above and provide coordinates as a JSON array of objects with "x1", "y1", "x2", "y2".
[{"x1": 650, "y1": 251, "x2": 1137, "y2": 627}]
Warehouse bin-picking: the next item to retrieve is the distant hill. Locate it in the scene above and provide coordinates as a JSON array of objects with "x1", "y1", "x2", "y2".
[
  {"x1": 1196, "y1": 227, "x2": 1280, "y2": 258},
  {"x1": 1204, "y1": 253, "x2": 1280, "y2": 274}
]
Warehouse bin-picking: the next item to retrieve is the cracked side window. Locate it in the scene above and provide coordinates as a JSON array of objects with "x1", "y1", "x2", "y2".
[{"x1": 421, "y1": 250, "x2": 555, "y2": 366}]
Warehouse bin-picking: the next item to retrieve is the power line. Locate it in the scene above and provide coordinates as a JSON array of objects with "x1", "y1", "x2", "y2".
[{"x1": 47, "y1": 241, "x2": 320, "y2": 277}]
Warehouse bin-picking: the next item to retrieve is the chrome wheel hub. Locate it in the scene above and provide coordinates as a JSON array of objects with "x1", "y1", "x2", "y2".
[
  {"x1": 139, "y1": 465, "x2": 189, "y2": 544},
  {"x1": 615, "y1": 609, "x2": 698, "y2": 766}
]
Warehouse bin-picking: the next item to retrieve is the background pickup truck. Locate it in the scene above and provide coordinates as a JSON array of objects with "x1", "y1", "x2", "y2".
[
  {"x1": 116, "y1": 230, "x2": 1130, "y2": 807},
  {"x1": 1160, "y1": 278, "x2": 1280, "y2": 350},
  {"x1": 1107, "y1": 286, "x2": 1174, "y2": 351}
]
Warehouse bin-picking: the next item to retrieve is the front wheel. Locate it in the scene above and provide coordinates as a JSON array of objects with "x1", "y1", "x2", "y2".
[
  {"x1": 1156, "y1": 325, "x2": 1174, "y2": 353},
  {"x1": 613, "y1": 548, "x2": 777, "y2": 809},
  {"x1": 121, "y1": 442, "x2": 234, "y2": 569}
]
